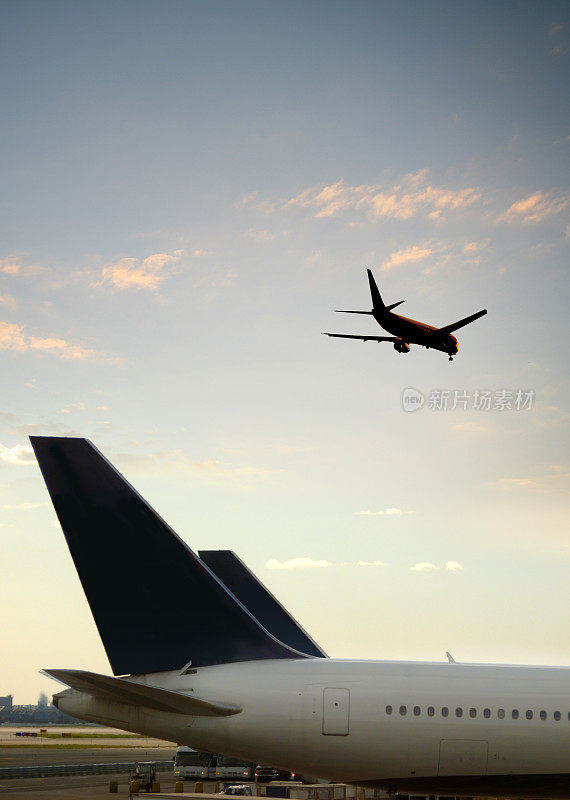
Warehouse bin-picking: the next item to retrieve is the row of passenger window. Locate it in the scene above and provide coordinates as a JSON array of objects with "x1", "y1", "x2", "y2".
[{"x1": 385, "y1": 705, "x2": 568, "y2": 721}]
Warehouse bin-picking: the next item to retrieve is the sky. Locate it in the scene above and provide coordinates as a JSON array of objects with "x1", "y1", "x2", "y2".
[{"x1": 0, "y1": 0, "x2": 569, "y2": 704}]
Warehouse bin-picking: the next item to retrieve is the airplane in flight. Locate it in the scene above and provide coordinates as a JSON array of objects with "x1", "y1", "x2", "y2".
[
  {"x1": 323, "y1": 269, "x2": 487, "y2": 361},
  {"x1": 32, "y1": 436, "x2": 570, "y2": 799}
]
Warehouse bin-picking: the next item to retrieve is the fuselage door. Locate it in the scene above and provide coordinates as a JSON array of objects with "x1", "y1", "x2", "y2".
[
  {"x1": 438, "y1": 739, "x2": 488, "y2": 776},
  {"x1": 322, "y1": 688, "x2": 350, "y2": 735}
]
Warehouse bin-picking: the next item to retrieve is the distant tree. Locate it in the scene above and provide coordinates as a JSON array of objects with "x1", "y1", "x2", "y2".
[{"x1": 37, "y1": 692, "x2": 49, "y2": 708}]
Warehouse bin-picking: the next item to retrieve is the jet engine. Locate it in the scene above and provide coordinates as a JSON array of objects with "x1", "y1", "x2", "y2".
[{"x1": 393, "y1": 341, "x2": 410, "y2": 353}]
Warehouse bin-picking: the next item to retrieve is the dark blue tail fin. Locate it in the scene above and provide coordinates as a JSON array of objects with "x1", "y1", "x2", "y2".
[
  {"x1": 30, "y1": 437, "x2": 309, "y2": 675},
  {"x1": 199, "y1": 550, "x2": 327, "y2": 659}
]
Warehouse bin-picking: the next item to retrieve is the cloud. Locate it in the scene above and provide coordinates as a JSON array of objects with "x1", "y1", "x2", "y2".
[
  {"x1": 0, "y1": 320, "x2": 111, "y2": 362},
  {"x1": 497, "y1": 477, "x2": 535, "y2": 487},
  {"x1": 445, "y1": 560, "x2": 463, "y2": 571},
  {"x1": 59, "y1": 402, "x2": 86, "y2": 414},
  {"x1": 462, "y1": 242, "x2": 479, "y2": 254},
  {"x1": 0, "y1": 294, "x2": 16, "y2": 310},
  {"x1": 0, "y1": 321, "x2": 27, "y2": 351},
  {"x1": 29, "y1": 337, "x2": 98, "y2": 360},
  {"x1": 497, "y1": 191, "x2": 569, "y2": 223},
  {"x1": 114, "y1": 449, "x2": 273, "y2": 483},
  {"x1": 0, "y1": 256, "x2": 44, "y2": 277},
  {"x1": 9, "y1": 422, "x2": 77, "y2": 437},
  {"x1": 266, "y1": 557, "x2": 333, "y2": 570},
  {"x1": 0, "y1": 443, "x2": 36, "y2": 465},
  {"x1": 356, "y1": 560, "x2": 385, "y2": 567},
  {"x1": 452, "y1": 422, "x2": 486, "y2": 432},
  {"x1": 410, "y1": 562, "x2": 438, "y2": 572},
  {"x1": 0, "y1": 411, "x2": 20, "y2": 428},
  {"x1": 0, "y1": 258, "x2": 23, "y2": 275},
  {"x1": 356, "y1": 508, "x2": 413, "y2": 515},
  {"x1": 244, "y1": 229, "x2": 290, "y2": 242},
  {"x1": 94, "y1": 250, "x2": 184, "y2": 290},
  {"x1": 2, "y1": 502, "x2": 46, "y2": 510},
  {"x1": 494, "y1": 466, "x2": 570, "y2": 493},
  {"x1": 381, "y1": 245, "x2": 433, "y2": 271},
  {"x1": 260, "y1": 170, "x2": 481, "y2": 223}
]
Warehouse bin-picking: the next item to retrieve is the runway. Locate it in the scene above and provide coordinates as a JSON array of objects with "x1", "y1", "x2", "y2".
[{"x1": 0, "y1": 745, "x2": 174, "y2": 769}]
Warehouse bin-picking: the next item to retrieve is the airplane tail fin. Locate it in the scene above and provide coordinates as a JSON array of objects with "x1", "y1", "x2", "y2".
[
  {"x1": 199, "y1": 550, "x2": 327, "y2": 658},
  {"x1": 30, "y1": 437, "x2": 309, "y2": 676},
  {"x1": 367, "y1": 269, "x2": 385, "y2": 311}
]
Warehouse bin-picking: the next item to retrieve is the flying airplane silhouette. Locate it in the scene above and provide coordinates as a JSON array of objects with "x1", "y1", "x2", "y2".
[{"x1": 323, "y1": 269, "x2": 487, "y2": 361}]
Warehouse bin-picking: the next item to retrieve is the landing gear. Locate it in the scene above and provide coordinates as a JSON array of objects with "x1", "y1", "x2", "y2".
[{"x1": 449, "y1": 355, "x2": 453, "y2": 362}]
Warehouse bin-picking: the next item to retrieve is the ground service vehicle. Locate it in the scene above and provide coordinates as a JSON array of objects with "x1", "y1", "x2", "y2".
[
  {"x1": 174, "y1": 747, "x2": 215, "y2": 779},
  {"x1": 130, "y1": 762, "x2": 156, "y2": 792},
  {"x1": 255, "y1": 766, "x2": 296, "y2": 782},
  {"x1": 219, "y1": 784, "x2": 253, "y2": 795},
  {"x1": 215, "y1": 755, "x2": 256, "y2": 781}
]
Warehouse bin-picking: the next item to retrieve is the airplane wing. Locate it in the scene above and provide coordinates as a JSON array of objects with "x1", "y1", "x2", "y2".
[
  {"x1": 437, "y1": 309, "x2": 487, "y2": 335},
  {"x1": 322, "y1": 333, "x2": 401, "y2": 342},
  {"x1": 42, "y1": 669, "x2": 242, "y2": 717}
]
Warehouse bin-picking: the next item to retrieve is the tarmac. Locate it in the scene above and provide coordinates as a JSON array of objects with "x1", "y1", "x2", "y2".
[
  {"x1": 0, "y1": 770, "x2": 181, "y2": 797},
  {"x1": 0, "y1": 726, "x2": 177, "y2": 798}
]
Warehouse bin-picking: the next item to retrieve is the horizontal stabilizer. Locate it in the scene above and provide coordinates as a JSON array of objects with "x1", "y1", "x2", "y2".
[
  {"x1": 30, "y1": 437, "x2": 309, "y2": 675},
  {"x1": 334, "y1": 310, "x2": 373, "y2": 314},
  {"x1": 385, "y1": 300, "x2": 404, "y2": 312},
  {"x1": 323, "y1": 333, "x2": 400, "y2": 342},
  {"x1": 199, "y1": 550, "x2": 327, "y2": 658},
  {"x1": 42, "y1": 669, "x2": 241, "y2": 716},
  {"x1": 438, "y1": 309, "x2": 487, "y2": 335}
]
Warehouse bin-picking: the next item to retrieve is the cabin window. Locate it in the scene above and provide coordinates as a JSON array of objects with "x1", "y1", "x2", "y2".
[
  {"x1": 498, "y1": 708, "x2": 505, "y2": 719},
  {"x1": 554, "y1": 711, "x2": 561, "y2": 721},
  {"x1": 441, "y1": 707, "x2": 449, "y2": 717},
  {"x1": 385, "y1": 705, "x2": 393, "y2": 715},
  {"x1": 413, "y1": 706, "x2": 421, "y2": 716},
  {"x1": 427, "y1": 706, "x2": 435, "y2": 717},
  {"x1": 512, "y1": 709, "x2": 519, "y2": 719},
  {"x1": 526, "y1": 710, "x2": 533, "y2": 720},
  {"x1": 455, "y1": 707, "x2": 463, "y2": 718},
  {"x1": 483, "y1": 708, "x2": 491, "y2": 718},
  {"x1": 399, "y1": 705, "x2": 407, "y2": 716},
  {"x1": 540, "y1": 710, "x2": 547, "y2": 720},
  {"x1": 469, "y1": 708, "x2": 476, "y2": 718}
]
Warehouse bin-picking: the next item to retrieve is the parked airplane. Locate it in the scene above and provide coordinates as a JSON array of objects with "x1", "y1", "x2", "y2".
[
  {"x1": 323, "y1": 270, "x2": 487, "y2": 361},
  {"x1": 32, "y1": 436, "x2": 570, "y2": 799}
]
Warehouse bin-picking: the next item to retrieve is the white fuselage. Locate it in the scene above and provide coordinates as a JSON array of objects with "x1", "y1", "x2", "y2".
[{"x1": 56, "y1": 658, "x2": 570, "y2": 796}]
